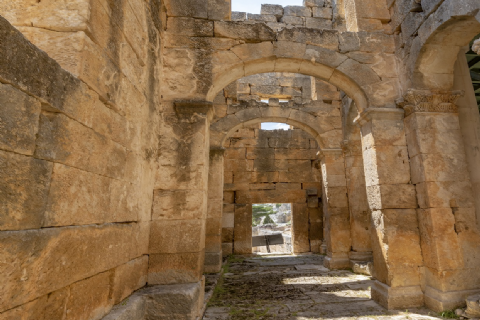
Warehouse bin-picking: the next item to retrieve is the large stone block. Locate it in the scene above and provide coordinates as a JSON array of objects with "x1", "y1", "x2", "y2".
[
  {"x1": 143, "y1": 280, "x2": 204, "y2": 320},
  {"x1": 214, "y1": 21, "x2": 276, "y2": 41},
  {"x1": 149, "y1": 220, "x2": 205, "y2": 254},
  {"x1": 152, "y1": 190, "x2": 207, "y2": 220},
  {"x1": 0, "y1": 0, "x2": 90, "y2": 30},
  {"x1": 44, "y1": 163, "x2": 136, "y2": 227},
  {"x1": 236, "y1": 189, "x2": 307, "y2": 204},
  {"x1": 0, "y1": 287, "x2": 68, "y2": 320},
  {"x1": 234, "y1": 204, "x2": 252, "y2": 254},
  {"x1": 416, "y1": 181, "x2": 475, "y2": 209},
  {"x1": 148, "y1": 252, "x2": 205, "y2": 285},
  {"x1": 35, "y1": 112, "x2": 127, "y2": 180},
  {"x1": 284, "y1": 6, "x2": 312, "y2": 17},
  {"x1": 277, "y1": 28, "x2": 338, "y2": 51},
  {"x1": 111, "y1": 256, "x2": 149, "y2": 305},
  {"x1": 65, "y1": 271, "x2": 112, "y2": 320},
  {"x1": 0, "y1": 83, "x2": 41, "y2": 155},
  {"x1": 0, "y1": 223, "x2": 144, "y2": 312},
  {"x1": 362, "y1": 145, "x2": 411, "y2": 186},
  {"x1": 410, "y1": 153, "x2": 470, "y2": 184},
  {"x1": 0, "y1": 151, "x2": 53, "y2": 231},
  {"x1": 167, "y1": 17, "x2": 214, "y2": 37},
  {"x1": 292, "y1": 203, "x2": 310, "y2": 253},
  {"x1": 261, "y1": 4, "x2": 284, "y2": 17},
  {"x1": 101, "y1": 295, "x2": 146, "y2": 320},
  {"x1": 366, "y1": 184, "x2": 417, "y2": 210}
]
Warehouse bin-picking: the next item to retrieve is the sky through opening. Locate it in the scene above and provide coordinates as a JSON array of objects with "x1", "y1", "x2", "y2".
[{"x1": 232, "y1": 0, "x2": 303, "y2": 14}]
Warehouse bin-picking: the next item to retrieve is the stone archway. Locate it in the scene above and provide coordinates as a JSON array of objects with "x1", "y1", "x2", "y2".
[
  {"x1": 205, "y1": 97, "x2": 355, "y2": 272},
  {"x1": 398, "y1": 0, "x2": 480, "y2": 311}
]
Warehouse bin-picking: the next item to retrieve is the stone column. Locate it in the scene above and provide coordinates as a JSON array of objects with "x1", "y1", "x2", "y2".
[
  {"x1": 320, "y1": 149, "x2": 351, "y2": 269},
  {"x1": 400, "y1": 90, "x2": 480, "y2": 311},
  {"x1": 342, "y1": 140, "x2": 373, "y2": 264},
  {"x1": 205, "y1": 149, "x2": 225, "y2": 273},
  {"x1": 355, "y1": 108, "x2": 424, "y2": 310},
  {"x1": 149, "y1": 101, "x2": 213, "y2": 285}
]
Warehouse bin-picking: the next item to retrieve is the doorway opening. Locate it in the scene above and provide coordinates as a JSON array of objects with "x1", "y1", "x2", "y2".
[
  {"x1": 467, "y1": 34, "x2": 480, "y2": 112},
  {"x1": 252, "y1": 203, "x2": 292, "y2": 254}
]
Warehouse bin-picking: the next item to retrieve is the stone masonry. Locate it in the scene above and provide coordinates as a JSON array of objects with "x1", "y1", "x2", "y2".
[{"x1": 0, "y1": 0, "x2": 480, "y2": 319}]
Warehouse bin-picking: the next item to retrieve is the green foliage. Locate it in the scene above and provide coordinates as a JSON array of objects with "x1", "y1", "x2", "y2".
[
  {"x1": 252, "y1": 204, "x2": 275, "y2": 226},
  {"x1": 263, "y1": 214, "x2": 275, "y2": 224},
  {"x1": 439, "y1": 310, "x2": 459, "y2": 319},
  {"x1": 275, "y1": 203, "x2": 281, "y2": 208}
]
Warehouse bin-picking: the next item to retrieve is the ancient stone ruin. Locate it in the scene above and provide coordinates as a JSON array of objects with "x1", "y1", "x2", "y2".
[{"x1": 1, "y1": 0, "x2": 480, "y2": 319}]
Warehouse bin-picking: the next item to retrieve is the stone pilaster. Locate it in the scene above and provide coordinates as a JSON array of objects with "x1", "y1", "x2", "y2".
[
  {"x1": 149, "y1": 101, "x2": 213, "y2": 285},
  {"x1": 205, "y1": 148, "x2": 225, "y2": 273},
  {"x1": 320, "y1": 149, "x2": 351, "y2": 269},
  {"x1": 400, "y1": 90, "x2": 480, "y2": 311},
  {"x1": 355, "y1": 108, "x2": 424, "y2": 309},
  {"x1": 342, "y1": 140, "x2": 373, "y2": 265}
]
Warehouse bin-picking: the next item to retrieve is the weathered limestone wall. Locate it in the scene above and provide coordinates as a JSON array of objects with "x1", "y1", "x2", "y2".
[
  {"x1": 0, "y1": 0, "x2": 163, "y2": 317},
  {"x1": 221, "y1": 126, "x2": 323, "y2": 255}
]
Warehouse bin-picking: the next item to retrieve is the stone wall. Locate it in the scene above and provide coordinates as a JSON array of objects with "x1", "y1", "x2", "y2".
[
  {"x1": 221, "y1": 126, "x2": 324, "y2": 255},
  {"x1": 232, "y1": 2, "x2": 338, "y2": 31},
  {"x1": 0, "y1": 0, "x2": 163, "y2": 317},
  {"x1": 221, "y1": 72, "x2": 343, "y2": 105}
]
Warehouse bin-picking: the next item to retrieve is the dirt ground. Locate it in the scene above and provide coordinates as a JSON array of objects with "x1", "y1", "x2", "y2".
[{"x1": 203, "y1": 254, "x2": 451, "y2": 320}]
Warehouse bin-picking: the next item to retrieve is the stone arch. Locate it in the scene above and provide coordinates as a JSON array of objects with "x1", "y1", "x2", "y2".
[
  {"x1": 210, "y1": 104, "x2": 342, "y2": 150},
  {"x1": 206, "y1": 41, "x2": 384, "y2": 113},
  {"x1": 411, "y1": 0, "x2": 480, "y2": 90}
]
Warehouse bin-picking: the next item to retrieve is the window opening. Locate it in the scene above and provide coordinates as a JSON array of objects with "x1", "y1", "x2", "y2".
[
  {"x1": 232, "y1": 0, "x2": 303, "y2": 14},
  {"x1": 261, "y1": 122, "x2": 292, "y2": 130},
  {"x1": 252, "y1": 203, "x2": 292, "y2": 254}
]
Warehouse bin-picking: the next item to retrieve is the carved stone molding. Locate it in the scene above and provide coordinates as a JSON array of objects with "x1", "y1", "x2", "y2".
[
  {"x1": 397, "y1": 89, "x2": 464, "y2": 117},
  {"x1": 473, "y1": 39, "x2": 480, "y2": 55}
]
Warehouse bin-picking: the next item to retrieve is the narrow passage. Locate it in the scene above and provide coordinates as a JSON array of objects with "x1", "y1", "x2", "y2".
[{"x1": 203, "y1": 255, "x2": 446, "y2": 320}]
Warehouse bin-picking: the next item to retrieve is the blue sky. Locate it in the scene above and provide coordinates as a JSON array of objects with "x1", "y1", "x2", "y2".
[
  {"x1": 261, "y1": 123, "x2": 291, "y2": 130},
  {"x1": 232, "y1": 0, "x2": 303, "y2": 14}
]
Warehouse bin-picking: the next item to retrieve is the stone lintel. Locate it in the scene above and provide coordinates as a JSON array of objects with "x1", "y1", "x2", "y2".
[
  {"x1": 174, "y1": 100, "x2": 214, "y2": 120},
  {"x1": 397, "y1": 89, "x2": 464, "y2": 117},
  {"x1": 424, "y1": 286, "x2": 480, "y2": 312},
  {"x1": 371, "y1": 280, "x2": 424, "y2": 310},
  {"x1": 353, "y1": 107, "x2": 405, "y2": 127}
]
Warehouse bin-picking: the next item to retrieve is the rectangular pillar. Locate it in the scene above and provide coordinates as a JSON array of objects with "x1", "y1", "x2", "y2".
[
  {"x1": 320, "y1": 149, "x2": 351, "y2": 269},
  {"x1": 205, "y1": 149, "x2": 225, "y2": 273},
  {"x1": 342, "y1": 140, "x2": 373, "y2": 263},
  {"x1": 233, "y1": 204, "x2": 252, "y2": 254},
  {"x1": 355, "y1": 108, "x2": 424, "y2": 309},
  {"x1": 401, "y1": 90, "x2": 480, "y2": 311},
  {"x1": 149, "y1": 101, "x2": 213, "y2": 285},
  {"x1": 292, "y1": 203, "x2": 311, "y2": 253}
]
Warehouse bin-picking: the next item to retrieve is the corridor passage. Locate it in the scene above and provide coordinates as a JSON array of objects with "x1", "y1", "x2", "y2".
[{"x1": 203, "y1": 255, "x2": 445, "y2": 320}]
